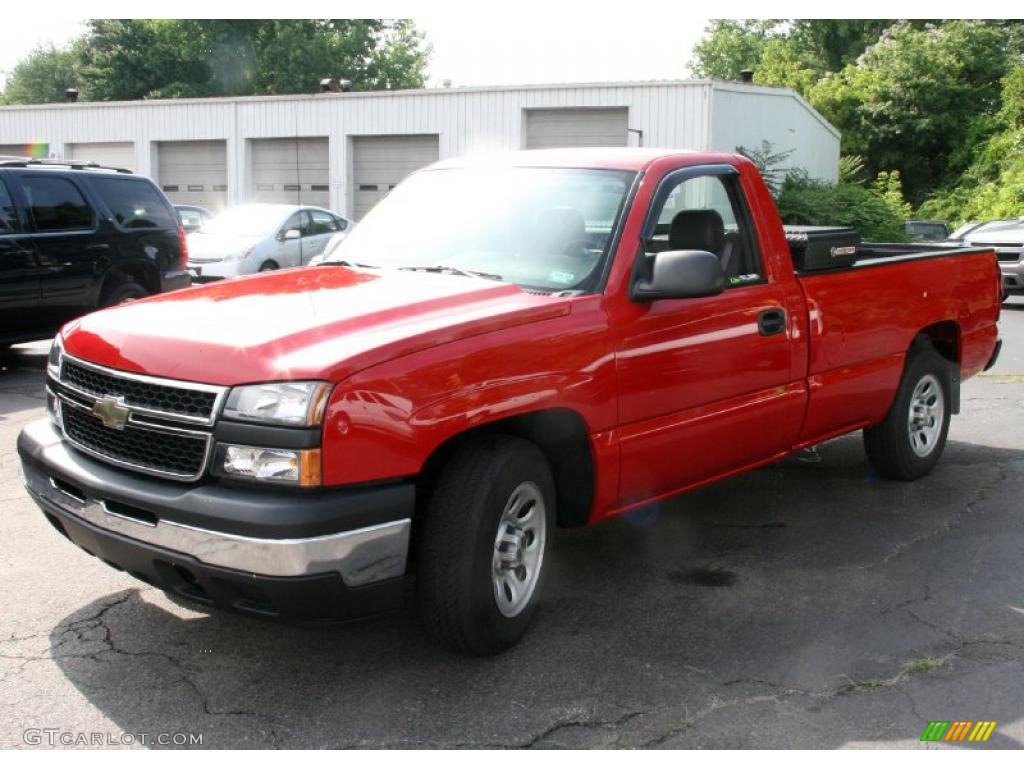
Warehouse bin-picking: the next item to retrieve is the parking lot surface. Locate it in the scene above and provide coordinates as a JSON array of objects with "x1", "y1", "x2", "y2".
[{"x1": 2, "y1": 301, "x2": 1023, "y2": 749}]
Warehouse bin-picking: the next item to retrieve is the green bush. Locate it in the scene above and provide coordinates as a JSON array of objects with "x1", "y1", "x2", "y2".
[{"x1": 777, "y1": 176, "x2": 909, "y2": 242}]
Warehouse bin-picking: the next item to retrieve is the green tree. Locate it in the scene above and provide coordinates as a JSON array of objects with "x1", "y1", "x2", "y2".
[
  {"x1": 689, "y1": 20, "x2": 783, "y2": 81},
  {"x1": 3, "y1": 19, "x2": 430, "y2": 104},
  {"x1": 808, "y1": 21, "x2": 1014, "y2": 204},
  {"x1": 1, "y1": 44, "x2": 81, "y2": 105}
]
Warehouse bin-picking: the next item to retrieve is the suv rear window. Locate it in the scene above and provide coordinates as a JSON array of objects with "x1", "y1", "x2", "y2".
[
  {"x1": 22, "y1": 176, "x2": 94, "y2": 231},
  {"x1": 91, "y1": 177, "x2": 176, "y2": 229},
  {"x1": 0, "y1": 179, "x2": 18, "y2": 232}
]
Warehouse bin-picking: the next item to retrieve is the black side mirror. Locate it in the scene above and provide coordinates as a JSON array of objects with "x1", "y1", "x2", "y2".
[{"x1": 631, "y1": 249, "x2": 727, "y2": 302}]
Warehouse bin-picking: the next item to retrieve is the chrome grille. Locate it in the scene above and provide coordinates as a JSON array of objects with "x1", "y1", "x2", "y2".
[
  {"x1": 61, "y1": 400, "x2": 210, "y2": 480},
  {"x1": 53, "y1": 354, "x2": 226, "y2": 481},
  {"x1": 61, "y1": 357, "x2": 220, "y2": 423}
]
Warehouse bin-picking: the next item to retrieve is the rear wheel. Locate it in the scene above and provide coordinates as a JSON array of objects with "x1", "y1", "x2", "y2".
[
  {"x1": 416, "y1": 435, "x2": 555, "y2": 655},
  {"x1": 863, "y1": 343, "x2": 952, "y2": 480},
  {"x1": 103, "y1": 280, "x2": 147, "y2": 306}
]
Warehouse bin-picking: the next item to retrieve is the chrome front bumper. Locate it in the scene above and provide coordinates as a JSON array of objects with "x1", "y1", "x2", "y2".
[{"x1": 18, "y1": 419, "x2": 411, "y2": 588}]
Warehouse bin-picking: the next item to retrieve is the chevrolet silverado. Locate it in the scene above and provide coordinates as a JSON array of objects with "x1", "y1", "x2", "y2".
[{"x1": 18, "y1": 148, "x2": 1003, "y2": 654}]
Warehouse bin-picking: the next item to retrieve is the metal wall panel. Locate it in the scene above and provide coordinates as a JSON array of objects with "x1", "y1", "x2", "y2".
[
  {"x1": 251, "y1": 137, "x2": 329, "y2": 207},
  {"x1": 709, "y1": 85, "x2": 840, "y2": 183},
  {"x1": 156, "y1": 140, "x2": 228, "y2": 209},
  {"x1": 0, "y1": 82, "x2": 838, "y2": 217},
  {"x1": 352, "y1": 134, "x2": 439, "y2": 220}
]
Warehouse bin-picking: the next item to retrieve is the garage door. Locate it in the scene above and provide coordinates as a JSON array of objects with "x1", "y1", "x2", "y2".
[
  {"x1": 67, "y1": 142, "x2": 135, "y2": 172},
  {"x1": 524, "y1": 108, "x2": 629, "y2": 149},
  {"x1": 352, "y1": 135, "x2": 439, "y2": 220},
  {"x1": 252, "y1": 137, "x2": 329, "y2": 208},
  {"x1": 157, "y1": 140, "x2": 228, "y2": 210}
]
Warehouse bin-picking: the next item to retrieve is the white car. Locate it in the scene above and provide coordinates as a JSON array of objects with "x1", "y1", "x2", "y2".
[{"x1": 186, "y1": 204, "x2": 352, "y2": 281}]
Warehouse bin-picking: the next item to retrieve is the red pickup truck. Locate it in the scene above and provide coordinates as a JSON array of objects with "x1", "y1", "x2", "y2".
[{"x1": 19, "y1": 149, "x2": 1002, "y2": 655}]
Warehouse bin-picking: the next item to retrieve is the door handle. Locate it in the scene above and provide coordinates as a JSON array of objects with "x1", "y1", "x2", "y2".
[{"x1": 758, "y1": 308, "x2": 787, "y2": 336}]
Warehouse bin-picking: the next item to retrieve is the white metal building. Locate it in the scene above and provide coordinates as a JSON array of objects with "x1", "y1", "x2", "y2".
[{"x1": 0, "y1": 80, "x2": 839, "y2": 219}]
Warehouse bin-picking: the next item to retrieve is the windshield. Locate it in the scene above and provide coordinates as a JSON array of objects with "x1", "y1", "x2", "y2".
[
  {"x1": 324, "y1": 167, "x2": 635, "y2": 292},
  {"x1": 200, "y1": 206, "x2": 284, "y2": 237}
]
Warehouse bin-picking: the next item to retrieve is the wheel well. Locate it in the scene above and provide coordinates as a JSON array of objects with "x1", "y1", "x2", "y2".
[
  {"x1": 417, "y1": 409, "x2": 595, "y2": 528},
  {"x1": 915, "y1": 321, "x2": 960, "y2": 365},
  {"x1": 99, "y1": 264, "x2": 158, "y2": 304},
  {"x1": 260, "y1": 260, "x2": 279, "y2": 270}
]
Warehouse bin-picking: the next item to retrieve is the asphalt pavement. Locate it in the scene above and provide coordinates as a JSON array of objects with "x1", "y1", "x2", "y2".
[{"x1": 1, "y1": 300, "x2": 1023, "y2": 749}]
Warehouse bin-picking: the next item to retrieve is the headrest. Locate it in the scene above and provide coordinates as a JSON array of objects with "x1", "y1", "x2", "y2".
[{"x1": 669, "y1": 209, "x2": 725, "y2": 254}]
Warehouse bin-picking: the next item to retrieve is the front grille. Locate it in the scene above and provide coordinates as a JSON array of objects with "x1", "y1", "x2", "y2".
[
  {"x1": 996, "y1": 252, "x2": 1022, "y2": 263},
  {"x1": 61, "y1": 358, "x2": 218, "y2": 421},
  {"x1": 62, "y1": 403, "x2": 209, "y2": 479}
]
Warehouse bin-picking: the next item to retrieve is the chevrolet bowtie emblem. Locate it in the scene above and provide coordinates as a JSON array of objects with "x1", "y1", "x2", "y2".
[{"x1": 92, "y1": 395, "x2": 130, "y2": 430}]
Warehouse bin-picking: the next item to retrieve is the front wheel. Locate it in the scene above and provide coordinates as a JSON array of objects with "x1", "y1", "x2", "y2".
[
  {"x1": 863, "y1": 343, "x2": 952, "y2": 480},
  {"x1": 416, "y1": 435, "x2": 555, "y2": 655}
]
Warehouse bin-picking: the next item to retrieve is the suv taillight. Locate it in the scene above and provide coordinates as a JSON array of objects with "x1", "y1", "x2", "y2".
[{"x1": 177, "y1": 225, "x2": 189, "y2": 272}]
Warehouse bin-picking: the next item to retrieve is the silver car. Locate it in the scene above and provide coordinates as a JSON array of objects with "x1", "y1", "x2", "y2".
[
  {"x1": 962, "y1": 220, "x2": 1024, "y2": 297},
  {"x1": 186, "y1": 204, "x2": 352, "y2": 281}
]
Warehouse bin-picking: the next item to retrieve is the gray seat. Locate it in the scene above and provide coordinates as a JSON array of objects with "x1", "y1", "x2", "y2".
[{"x1": 669, "y1": 209, "x2": 743, "y2": 278}]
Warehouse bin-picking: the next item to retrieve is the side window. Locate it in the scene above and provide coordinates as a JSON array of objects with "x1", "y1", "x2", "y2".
[
  {"x1": 0, "y1": 179, "x2": 19, "y2": 233},
  {"x1": 310, "y1": 209, "x2": 339, "y2": 235},
  {"x1": 91, "y1": 177, "x2": 176, "y2": 229},
  {"x1": 334, "y1": 215, "x2": 349, "y2": 232},
  {"x1": 648, "y1": 173, "x2": 763, "y2": 285},
  {"x1": 21, "y1": 176, "x2": 94, "y2": 232}
]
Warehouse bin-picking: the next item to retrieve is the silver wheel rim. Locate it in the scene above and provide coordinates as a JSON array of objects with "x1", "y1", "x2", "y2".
[
  {"x1": 907, "y1": 373, "x2": 945, "y2": 457},
  {"x1": 491, "y1": 481, "x2": 546, "y2": 618}
]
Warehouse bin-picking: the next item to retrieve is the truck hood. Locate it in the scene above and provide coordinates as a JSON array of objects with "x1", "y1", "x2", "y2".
[
  {"x1": 965, "y1": 227, "x2": 1024, "y2": 245},
  {"x1": 60, "y1": 267, "x2": 569, "y2": 386}
]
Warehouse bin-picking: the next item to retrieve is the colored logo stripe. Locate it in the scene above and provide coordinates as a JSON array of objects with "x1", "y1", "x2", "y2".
[
  {"x1": 969, "y1": 722, "x2": 997, "y2": 742},
  {"x1": 920, "y1": 721, "x2": 996, "y2": 742},
  {"x1": 921, "y1": 721, "x2": 949, "y2": 741}
]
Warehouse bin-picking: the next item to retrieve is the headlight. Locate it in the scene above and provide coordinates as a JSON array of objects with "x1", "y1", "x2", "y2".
[
  {"x1": 47, "y1": 334, "x2": 63, "y2": 378},
  {"x1": 223, "y1": 247, "x2": 254, "y2": 262},
  {"x1": 217, "y1": 445, "x2": 321, "y2": 486},
  {"x1": 223, "y1": 382, "x2": 331, "y2": 426}
]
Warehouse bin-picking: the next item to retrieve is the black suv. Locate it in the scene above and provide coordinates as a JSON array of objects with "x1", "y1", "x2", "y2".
[{"x1": 0, "y1": 159, "x2": 190, "y2": 347}]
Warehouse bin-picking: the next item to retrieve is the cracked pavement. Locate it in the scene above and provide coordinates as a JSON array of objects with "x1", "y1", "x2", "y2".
[{"x1": 1, "y1": 302, "x2": 1023, "y2": 749}]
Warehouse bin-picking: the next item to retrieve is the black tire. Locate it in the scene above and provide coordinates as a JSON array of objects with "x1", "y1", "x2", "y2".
[
  {"x1": 416, "y1": 435, "x2": 555, "y2": 655},
  {"x1": 103, "y1": 280, "x2": 147, "y2": 306},
  {"x1": 863, "y1": 342, "x2": 953, "y2": 481},
  {"x1": 259, "y1": 261, "x2": 279, "y2": 272}
]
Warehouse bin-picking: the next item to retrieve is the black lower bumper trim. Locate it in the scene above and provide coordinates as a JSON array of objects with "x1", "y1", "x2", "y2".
[{"x1": 38, "y1": 492, "x2": 406, "y2": 623}]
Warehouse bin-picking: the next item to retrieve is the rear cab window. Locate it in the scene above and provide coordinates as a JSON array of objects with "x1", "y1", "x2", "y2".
[
  {"x1": 90, "y1": 176, "x2": 177, "y2": 229},
  {"x1": 21, "y1": 175, "x2": 94, "y2": 231}
]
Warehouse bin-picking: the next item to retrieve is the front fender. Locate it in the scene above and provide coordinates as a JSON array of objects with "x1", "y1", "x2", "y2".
[{"x1": 319, "y1": 307, "x2": 616, "y2": 487}]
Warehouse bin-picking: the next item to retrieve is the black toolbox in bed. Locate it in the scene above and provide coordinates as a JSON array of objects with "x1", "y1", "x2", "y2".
[{"x1": 784, "y1": 226, "x2": 861, "y2": 272}]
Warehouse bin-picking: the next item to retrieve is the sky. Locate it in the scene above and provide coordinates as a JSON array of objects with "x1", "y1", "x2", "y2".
[{"x1": 0, "y1": 15, "x2": 710, "y2": 90}]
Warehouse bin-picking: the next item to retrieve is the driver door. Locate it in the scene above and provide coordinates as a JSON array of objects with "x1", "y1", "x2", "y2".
[{"x1": 613, "y1": 167, "x2": 802, "y2": 506}]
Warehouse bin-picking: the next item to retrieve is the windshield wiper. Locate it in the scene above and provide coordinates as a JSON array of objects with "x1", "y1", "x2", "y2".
[{"x1": 398, "y1": 265, "x2": 503, "y2": 281}]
